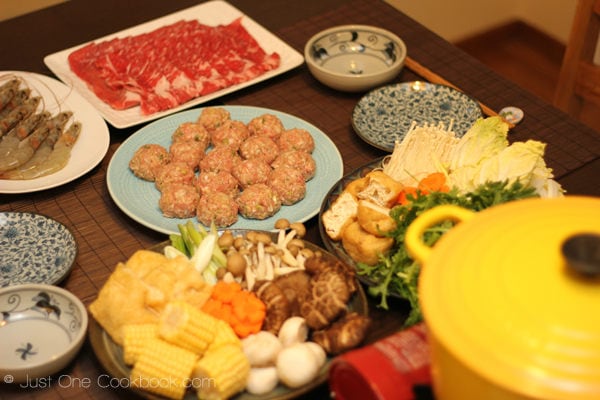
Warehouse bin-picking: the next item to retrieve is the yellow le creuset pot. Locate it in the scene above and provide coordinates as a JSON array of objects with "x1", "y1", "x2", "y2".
[{"x1": 405, "y1": 196, "x2": 600, "y2": 400}]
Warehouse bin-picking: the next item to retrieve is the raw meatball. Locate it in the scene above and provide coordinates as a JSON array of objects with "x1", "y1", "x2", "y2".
[
  {"x1": 129, "y1": 143, "x2": 170, "y2": 182},
  {"x1": 158, "y1": 183, "x2": 199, "y2": 219},
  {"x1": 239, "y1": 135, "x2": 280, "y2": 163},
  {"x1": 237, "y1": 183, "x2": 281, "y2": 220},
  {"x1": 269, "y1": 167, "x2": 306, "y2": 205},
  {"x1": 197, "y1": 107, "x2": 231, "y2": 133},
  {"x1": 247, "y1": 114, "x2": 284, "y2": 139},
  {"x1": 278, "y1": 128, "x2": 315, "y2": 153},
  {"x1": 211, "y1": 119, "x2": 249, "y2": 150},
  {"x1": 232, "y1": 159, "x2": 272, "y2": 188},
  {"x1": 169, "y1": 140, "x2": 205, "y2": 171},
  {"x1": 196, "y1": 171, "x2": 239, "y2": 198},
  {"x1": 171, "y1": 122, "x2": 210, "y2": 149},
  {"x1": 154, "y1": 161, "x2": 196, "y2": 192},
  {"x1": 197, "y1": 191, "x2": 239, "y2": 227},
  {"x1": 199, "y1": 145, "x2": 241, "y2": 174},
  {"x1": 272, "y1": 150, "x2": 317, "y2": 181}
]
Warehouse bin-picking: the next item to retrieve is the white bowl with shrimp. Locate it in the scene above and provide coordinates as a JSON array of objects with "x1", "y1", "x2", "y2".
[{"x1": 0, "y1": 284, "x2": 88, "y2": 383}]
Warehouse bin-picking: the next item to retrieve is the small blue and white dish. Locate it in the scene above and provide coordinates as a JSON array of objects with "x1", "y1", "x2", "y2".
[
  {"x1": 352, "y1": 81, "x2": 483, "y2": 151},
  {"x1": 0, "y1": 212, "x2": 77, "y2": 287},
  {"x1": 0, "y1": 283, "x2": 88, "y2": 383},
  {"x1": 304, "y1": 25, "x2": 407, "y2": 92}
]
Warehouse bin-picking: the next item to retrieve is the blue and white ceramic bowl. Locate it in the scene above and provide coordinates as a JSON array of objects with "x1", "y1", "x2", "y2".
[
  {"x1": 0, "y1": 284, "x2": 88, "y2": 383},
  {"x1": 0, "y1": 212, "x2": 77, "y2": 287},
  {"x1": 304, "y1": 25, "x2": 407, "y2": 92}
]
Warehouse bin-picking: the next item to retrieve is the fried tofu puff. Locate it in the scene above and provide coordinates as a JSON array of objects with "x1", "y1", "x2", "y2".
[
  {"x1": 356, "y1": 200, "x2": 397, "y2": 237},
  {"x1": 344, "y1": 176, "x2": 369, "y2": 197},
  {"x1": 321, "y1": 191, "x2": 358, "y2": 241},
  {"x1": 341, "y1": 221, "x2": 394, "y2": 265},
  {"x1": 356, "y1": 170, "x2": 404, "y2": 207}
]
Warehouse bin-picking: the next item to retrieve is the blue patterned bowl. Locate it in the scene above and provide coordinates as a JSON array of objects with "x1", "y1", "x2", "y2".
[
  {"x1": 304, "y1": 25, "x2": 407, "y2": 92},
  {"x1": 0, "y1": 284, "x2": 88, "y2": 383},
  {"x1": 0, "y1": 212, "x2": 77, "y2": 287}
]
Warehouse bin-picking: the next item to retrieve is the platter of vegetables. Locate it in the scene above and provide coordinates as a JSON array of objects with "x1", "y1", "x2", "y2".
[
  {"x1": 88, "y1": 221, "x2": 369, "y2": 400},
  {"x1": 319, "y1": 116, "x2": 564, "y2": 326}
]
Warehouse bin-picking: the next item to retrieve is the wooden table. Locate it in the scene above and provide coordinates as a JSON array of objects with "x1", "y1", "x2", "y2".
[{"x1": 1, "y1": 0, "x2": 599, "y2": 399}]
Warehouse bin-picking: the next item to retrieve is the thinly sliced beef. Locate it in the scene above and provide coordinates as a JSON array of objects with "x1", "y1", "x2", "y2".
[{"x1": 68, "y1": 18, "x2": 281, "y2": 115}]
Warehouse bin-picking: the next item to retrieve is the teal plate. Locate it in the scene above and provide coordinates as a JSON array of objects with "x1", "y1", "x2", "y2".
[
  {"x1": 352, "y1": 81, "x2": 482, "y2": 151},
  {"x1": 107, "y1": 106, "x2": 343, "y2": 235}
]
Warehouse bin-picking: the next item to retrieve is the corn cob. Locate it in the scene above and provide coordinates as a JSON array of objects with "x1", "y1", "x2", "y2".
[
  {"x1": 158, "y1": 300, "x2": 217, "y2": 355},
  {"x1": 207, "y1": 319, "x2": 242, "y2": 352},
  {"x1": 122, "y1": 323, "x2": 158, "y2": 365},
  {"x1": 192, "y1": 344, "x2": 250, "y2": 400},
  {"x1": 130, "y1": 337, "x2": 197, "y2": 400}
]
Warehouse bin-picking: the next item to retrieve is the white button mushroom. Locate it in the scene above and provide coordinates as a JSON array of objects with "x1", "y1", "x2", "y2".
[
  {"x1": 276, "y1": 342, "x2": 321, "y2": 388},
  {"x1": 278, "y1": 316, "x2": 308, "y2": 347},
  {"x1": 304, "y1": 341, "x2": 327, "y2": 368},
  {"x1": 242, "y1": 331, "x2": 282, "y2": 367},
  {"x1": 246, "y1": 366, "x2": 279, "y2": 395}
]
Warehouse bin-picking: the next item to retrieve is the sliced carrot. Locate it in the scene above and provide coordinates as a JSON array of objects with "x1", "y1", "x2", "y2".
[
  {"x1": 211, "y1": 281, "x2": 242, "y2": 303},
  {"x1": 418, "y1": 172, "x2": 447, "y2": 193},
  {"x1": 201, "y1": 281, "x2": 266, "y2": 338},
  {"x1": 398, "y1": 173, "x2": 450, "y2": 205},
  {"x1": 397, "y1": 186, "x2": 419, "y2": 205}
]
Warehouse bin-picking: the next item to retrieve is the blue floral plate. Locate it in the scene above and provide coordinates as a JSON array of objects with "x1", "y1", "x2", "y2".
[
  {"x1": 352, "y1": 81, "x2": 483, "y2": 151},
  {"x1": 0, "y1": 212, "x2": 77, "y2": 287}
]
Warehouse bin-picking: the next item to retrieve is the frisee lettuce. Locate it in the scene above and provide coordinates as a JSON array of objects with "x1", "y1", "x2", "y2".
[{"x1": 355, "y1": 180, "x2": 538, "y2": 327}]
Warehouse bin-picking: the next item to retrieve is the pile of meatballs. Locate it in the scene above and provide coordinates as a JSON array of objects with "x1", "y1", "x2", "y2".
[{"x1": 128, "y1": 107, "x2": 317, "y2": 227}]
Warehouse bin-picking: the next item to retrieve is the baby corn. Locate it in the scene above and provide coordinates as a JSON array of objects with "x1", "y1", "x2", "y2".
[
  {"x1": 208, "y1": 319, "x2": 242, "y2": 351},
  {"x1": 122, "y1": 323, "x2": 158, "y2": 365},
  {"x1": 192, "y1": 344, "x2": 250, "y2": 400},
  {"x1": 158, "y1": 300, "x2": 217, "y2": 355},
  {"x1": 130, "y1": 337, "x2": 197, "y2": 400}
]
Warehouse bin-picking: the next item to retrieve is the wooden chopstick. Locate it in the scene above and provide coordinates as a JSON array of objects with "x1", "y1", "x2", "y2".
[{"x1": 404, "y1": 56, "x2": 514, "y2": 128}]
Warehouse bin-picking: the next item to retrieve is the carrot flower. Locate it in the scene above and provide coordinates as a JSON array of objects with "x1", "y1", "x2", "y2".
[{"x1": 202, "y1": 281, "x2": 266, "y2": 338}]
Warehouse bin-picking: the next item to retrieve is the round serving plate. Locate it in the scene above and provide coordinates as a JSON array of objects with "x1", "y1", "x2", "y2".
[
  {"x1": 88, "y1": 230, "x2": 368, "y2": 400},
  {"x1": 0, "y1": 212, "x2": 77, "y2": 287},
  {"x1": 317, "y1": 158, "x2": 398, "y2": 295},
  {"x1": 107, "y1": 106, "x2": 343, "y2": 235},
  {"x1": 352, "y1": 81, "x2": 483, "y2": 151}
]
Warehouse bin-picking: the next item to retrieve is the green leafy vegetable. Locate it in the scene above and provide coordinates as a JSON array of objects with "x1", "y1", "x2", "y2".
[
  {"x1": 448, "y1": 116, "x2": 509, "y2": 171},
  {"x1": 355, "y1": 180, "x2": 538, "y2": 326},
  {"x1": 168, "y1": 221, "x2": 227, "y2": 285},
  {"x1": 446, "y1": 117, "x2": 562, "y2": 198}
]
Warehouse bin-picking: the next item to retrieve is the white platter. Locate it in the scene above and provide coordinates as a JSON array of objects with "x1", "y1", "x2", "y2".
[
  {"x1": 107, "y1": 106, "x2": 343, "y2": 235},
  {"x1": 0, "y1": 71, "x2": 110, "y2": 194},
  {"x1": 43, "y1": 0, "x2": 304, "y2": 129}
]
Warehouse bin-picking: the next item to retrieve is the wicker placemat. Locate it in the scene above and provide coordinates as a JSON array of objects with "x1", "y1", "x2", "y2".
[
  {"x1": 0, "y1": 2, "x2": 598, "y2": 399},
  {"x1": 228, "y1": 0, "x2": 600, "y2": 179}
]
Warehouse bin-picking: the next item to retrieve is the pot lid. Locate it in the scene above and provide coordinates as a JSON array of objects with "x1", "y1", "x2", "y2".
[{"x1": 418, "y1": 196, "x2": 600, "y2": 399}]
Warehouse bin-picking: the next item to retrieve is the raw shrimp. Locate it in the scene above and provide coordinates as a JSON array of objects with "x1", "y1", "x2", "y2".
[
  {"x1": 9, "y1": 111, "x2": 51, "y2": 140},
  {"x1": 0, "y1": 112, "x2": 51, "y2": 159},
  {"x1": 0, "y1": 122, "x2": 82, "y2": 180},
  {"x1": 0, "y1": 111, "x2": 71, "y2": 172},
  {"x1": 0, "y1": 116, "x2": 64, "y2": 180},
  {"x1": 0, "y1": 89, "x2": 32, "y2": 120},
  {"x1": 0, "y1": 78, "x2": 21, "y2": 112},
  {"x1": 0, "y1": 96, "x2": 40, "y2": 136}
]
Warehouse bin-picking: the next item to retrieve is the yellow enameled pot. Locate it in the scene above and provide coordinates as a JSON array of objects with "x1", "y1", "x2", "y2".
[{"x1": 405, "y1": 196, "x2": 600, "y2": 400}]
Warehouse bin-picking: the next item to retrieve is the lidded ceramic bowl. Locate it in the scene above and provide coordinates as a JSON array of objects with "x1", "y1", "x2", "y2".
[
  {"x1": 304, "y1": 25, "x2": 407, "y2": 92},
  {"x1": 405, "y1": 196, "x2": 600, "y2": 400},
  {"x1": 0, "y1": 284, "x2": 88, "y2": 383}
]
